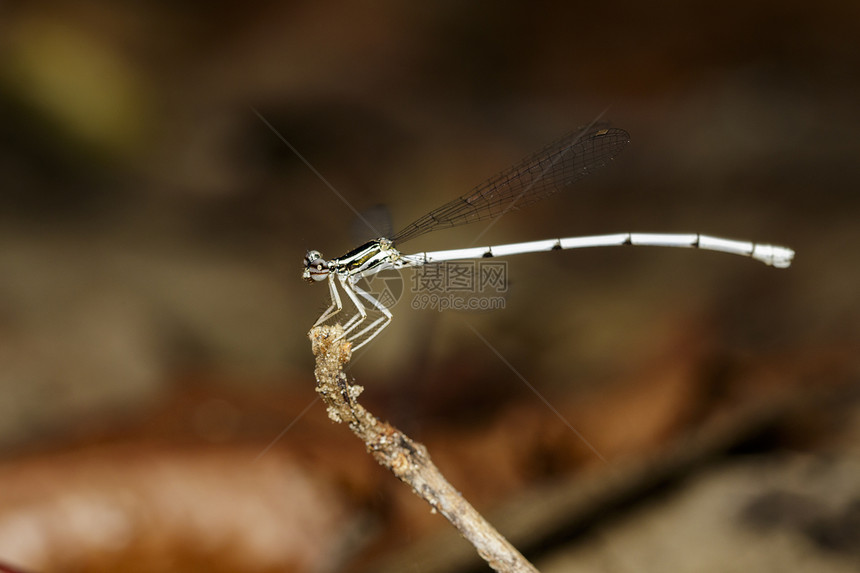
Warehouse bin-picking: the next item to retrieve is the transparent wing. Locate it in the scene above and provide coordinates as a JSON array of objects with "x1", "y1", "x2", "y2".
[{"x1": 391, "y1": 125, "x2": 630, "y2": 245}]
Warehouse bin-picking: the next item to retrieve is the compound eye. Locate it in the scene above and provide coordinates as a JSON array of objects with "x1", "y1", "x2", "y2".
[{"x1": 303, "y1": 250, "x2": 323, "y2": 266}]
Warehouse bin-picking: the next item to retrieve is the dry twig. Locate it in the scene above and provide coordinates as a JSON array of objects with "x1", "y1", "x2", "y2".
[{"x1": 310, "y1": 325, "x2": 539, "y2": 573}]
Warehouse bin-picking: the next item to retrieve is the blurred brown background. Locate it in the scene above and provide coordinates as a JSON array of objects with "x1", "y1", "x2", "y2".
[{"x1": 0, "y1": 1, "x2": 858, "y2": 572}]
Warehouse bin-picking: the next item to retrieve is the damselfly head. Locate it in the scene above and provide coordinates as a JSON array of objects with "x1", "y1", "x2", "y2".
[{"x1": 303, "y1": 250, "x2": 329, "y2": 282}]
